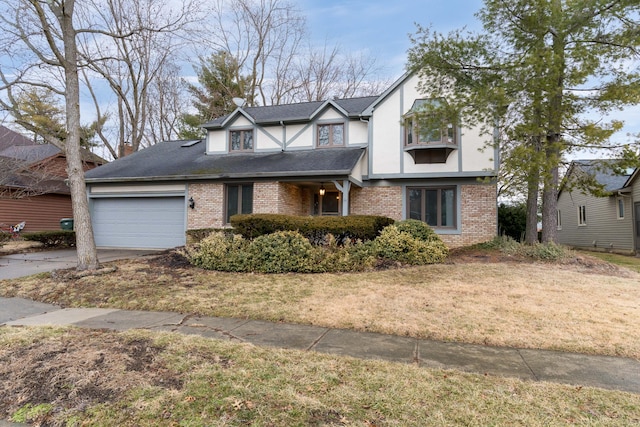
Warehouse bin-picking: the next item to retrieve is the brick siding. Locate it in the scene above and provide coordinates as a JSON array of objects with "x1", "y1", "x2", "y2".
[
  {"x1": 439, "y1": 184, "x2": 497, "y2": 248},
  {"x1": 187, "y1": 183, "x2": 225, "y2": 229},
  {"x1": 187, "y1": 181, "x2": 496, "y2": 248},
  {"x1": 350, "y1": 186, "x2": 403, "y2": 220}
]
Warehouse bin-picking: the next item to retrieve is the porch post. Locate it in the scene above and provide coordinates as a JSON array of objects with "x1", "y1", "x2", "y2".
[{"x1": 333, "y1": 180, "x2": 351, "y2": 216}]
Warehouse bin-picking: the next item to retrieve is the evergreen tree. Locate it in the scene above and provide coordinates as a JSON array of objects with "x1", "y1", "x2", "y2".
[{"x1": 408, "y1": 0, "x2": 640, "y2": 243}]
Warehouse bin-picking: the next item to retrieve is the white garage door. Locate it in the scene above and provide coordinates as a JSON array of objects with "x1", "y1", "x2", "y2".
[{"x1": 91, "y1": 197, "x2": 186, "y2": 249}]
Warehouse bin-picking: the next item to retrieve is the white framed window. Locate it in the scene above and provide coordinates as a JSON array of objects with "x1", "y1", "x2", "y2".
[
  {"x1": 557, "y1": 209, "x2": 562, "y2": 230},
  {"x1": 617, "y1": 198, "x2": 625, "y2": 219},
  {"x1": 578, "y1": 205, "x2": 587, "y2": 226}
]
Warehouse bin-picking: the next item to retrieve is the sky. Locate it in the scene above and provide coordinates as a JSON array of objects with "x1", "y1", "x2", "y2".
[
  {"x1": 298, "y1": 0, "x2": 639, "y2": 154},
  {"x1": 299, "y1": 0, "x2": 484, "y2": 78}
]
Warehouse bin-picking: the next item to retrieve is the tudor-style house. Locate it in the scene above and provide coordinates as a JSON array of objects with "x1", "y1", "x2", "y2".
[{"x1": 85, "y1": 72, "x2": 499, "y2": 249}]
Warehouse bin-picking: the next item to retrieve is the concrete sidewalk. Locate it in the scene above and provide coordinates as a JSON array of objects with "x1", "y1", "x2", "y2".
[
  {"x1": 0, "y1": 249, "x2": 159, "y2": 280},
  {"x1": 1, "y1": 297, "x2": 639, "y2": 394}
]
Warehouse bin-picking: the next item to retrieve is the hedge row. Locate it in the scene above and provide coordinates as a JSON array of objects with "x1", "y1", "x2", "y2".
[
  {"x1": 184, "y1": 220, "x2": 449, "y2": 273},
  {"x1": 230, "y1": 214, "x2": 395, "y2": 243},
  {"x1": 23, "y1": 230, "x2": 76, "y2": 248}
]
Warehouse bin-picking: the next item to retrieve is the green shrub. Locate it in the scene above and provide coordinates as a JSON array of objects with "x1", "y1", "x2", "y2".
[
  {"x1": 373, "y1": 225, "x2": 448, "y2": 265},
  {"x1": 186, "y1": 228, "x2": 233, "y2": 244},
  {"x1": 22, "y1": 230, "x2": 76, "y2": 247},
  {"x1": 394, "y1": 219, "x2": 440, "y2": 242},
  {"x1": 498, "y1": 203, "x2": 528, "y2": 242},
  {"x1": 246, "y1": 231, "x2": 320, "y2": 273},
  {"x1": 317, "y1": 235, "x2": 378, "y2": 272},
  {"x1": 183, "y1": 231, "x2": 249, "y2": 272},
  {"x1": 230, "y1": 214, "x2": 394, "y2": 243},
  {"x1": 473, "y1": 236, "x2": 571, "y2": 261}
]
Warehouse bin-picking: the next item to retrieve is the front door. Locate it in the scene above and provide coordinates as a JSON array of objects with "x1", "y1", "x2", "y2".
[{"x1": 635, "y1": 202, "x2": 640, "y2": 252}]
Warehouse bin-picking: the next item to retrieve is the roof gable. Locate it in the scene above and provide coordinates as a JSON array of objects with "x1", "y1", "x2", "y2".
[
  {"x1": 560, "y1": 159, "x2": 635, "y2": 197},
  {"x1": 202, "y1": 96, "x2": 379, "y2": 129}
]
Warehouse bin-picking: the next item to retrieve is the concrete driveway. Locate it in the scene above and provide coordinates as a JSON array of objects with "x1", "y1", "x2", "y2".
[{"x1": 0, "y1": 248, "x2": 160, "y2": 280}]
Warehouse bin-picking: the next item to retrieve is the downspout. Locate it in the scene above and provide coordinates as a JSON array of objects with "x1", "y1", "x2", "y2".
[{"x1": 280, "y1": 121, "x2": 286, "y2": 151}]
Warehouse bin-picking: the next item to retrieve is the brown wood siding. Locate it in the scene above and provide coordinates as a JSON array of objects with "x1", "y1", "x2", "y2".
[{"x1": 0, "y1": 194, "x2": 73, "y2": 232}]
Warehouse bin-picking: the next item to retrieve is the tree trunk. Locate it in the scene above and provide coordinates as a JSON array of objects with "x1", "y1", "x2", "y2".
[
  {"x1": 524, "y1": 166, "x2": 540, "y2": 245},
  {"x1": 58, "y1": 0, "x2": 100, "y2": 270},
  {"x1": 541, "y1": 146, "x2": 559, "y2": 243}
]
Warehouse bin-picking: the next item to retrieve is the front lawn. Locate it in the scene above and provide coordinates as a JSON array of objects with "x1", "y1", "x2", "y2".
[
  {"x1": 1, "y1": 327, "x2": 639, "y2": 426},
  {"x1": 2, "y1": 248, "x2": 639, "y2": 359}
]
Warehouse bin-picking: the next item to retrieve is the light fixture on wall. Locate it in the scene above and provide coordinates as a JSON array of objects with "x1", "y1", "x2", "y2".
[
  {"x1": 319, "y1": 183, "x2": 326, "y2": 196},
  {"x1": 189, "y1": 197, "x2": 195, "y2": 209}
]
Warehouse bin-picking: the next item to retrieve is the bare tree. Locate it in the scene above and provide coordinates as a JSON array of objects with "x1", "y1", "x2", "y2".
[
  {"x1": 207, "y1": 0, "x2": 306, "y2": 106},
  {"x1": 0, "y1": 0, "x2": 99, "y2": 269},
  {"x1": 79, "y1": 0, "x2": 201, "y2": 158},
  {"x1": 294, "y1": 42, "x2": 389, "y2": 102},
  {"x1": 199, "y1": 0, "x2": 388, "y2": 109}
]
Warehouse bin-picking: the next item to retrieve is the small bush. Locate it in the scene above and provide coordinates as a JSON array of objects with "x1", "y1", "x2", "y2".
[
  {"x1": 246, "y1": 231, "x2": 320, "y2": 273},
  {"x1": 23, "y1": 230, "x2": 76, "y2": 248},
  {"x1": 183, "y1": 232, "x2": 249, "y2": 272},
  {"x1": 186, "y1": 228, "x2": 233, "y2": 244},
  {"x1": 394, "y1": 219, "x2": 440, "y2": 242},
  {"x1": 373, "y1": 225, "x2": 448, "y2": 265},
  {"x1": 474, "y1": 236, "x2": 571, "y2": 261}
]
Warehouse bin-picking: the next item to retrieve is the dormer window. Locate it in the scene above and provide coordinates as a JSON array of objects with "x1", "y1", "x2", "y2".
[
  {"x1": 230, "y1": 129, "x2": 254, "y2": 152},
  {"x1": 317, "y1": 123, "x2": 344, "y2": 147},
  {"x1": 403, "y1": 99, "x2": 458, "y2": 164}
]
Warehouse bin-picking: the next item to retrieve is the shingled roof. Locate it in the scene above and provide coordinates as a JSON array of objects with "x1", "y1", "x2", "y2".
[
  {"x1": 573, "y1": 159, "x2": 635, "y2": 192},
  {"x1": 203, "y1": 96, "x2": 379, "y2": 129},
  {"x1": 85, "y1": 140, "x2": 365, "y2": 182}
]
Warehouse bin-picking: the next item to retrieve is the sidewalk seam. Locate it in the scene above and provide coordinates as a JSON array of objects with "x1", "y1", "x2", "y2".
[
  {"x1": 517, "y1": 349, "x2": 539, "y2": 381},
  {"x1": 306, "y1": 328, "x2": 330, "y2": 351}
]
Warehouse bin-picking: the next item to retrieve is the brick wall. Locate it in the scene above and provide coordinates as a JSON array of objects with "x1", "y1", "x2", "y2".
[
  {"x1": 350, "y1": 186, "x2": 403, "y2": 220},
  {"x1": 187, "y1": 181, "x2": 497, "y2": 248},
  {"x1": 187, "y1": 183, "x2": 225, "y2": 229},
  {"x1": 439, "y1": 184, "x2": 497, "y2": 248}
]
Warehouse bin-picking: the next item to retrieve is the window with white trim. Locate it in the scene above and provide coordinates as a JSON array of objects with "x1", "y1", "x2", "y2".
[
  {"x1": 617, "y1": 198, "x2": 625, "y2": 219},
  {"x1": 557, "y1": 209, "x2": 562, "y2": 230},
  {"x1": 578, "y1": 205, "x2": 587, "y2": 226}
]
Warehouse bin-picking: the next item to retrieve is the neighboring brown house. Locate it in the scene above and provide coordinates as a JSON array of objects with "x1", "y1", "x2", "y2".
[{"x1": 0, "y1": 125, "x2": 105, "y2": 232}]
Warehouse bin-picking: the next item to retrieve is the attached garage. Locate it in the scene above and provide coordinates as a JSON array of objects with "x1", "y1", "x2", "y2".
[{"x1": 90, "y1": 195, "x2": 186, "y2": 249}]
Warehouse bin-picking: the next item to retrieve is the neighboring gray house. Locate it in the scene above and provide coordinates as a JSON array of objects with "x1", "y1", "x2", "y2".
[
  {"x1": 557, "y1": 160, "x2": 640, "y2": 254},
  {"x1": 85, "y1": 72, "x2": 499, "y2": 249}
]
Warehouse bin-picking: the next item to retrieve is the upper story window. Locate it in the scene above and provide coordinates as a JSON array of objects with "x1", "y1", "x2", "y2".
[
  {"x1": 230, "y1": 129, "x2": 254, "y2": 152},
  {"x1": 404, "y1": 99, "x2": 457, "y2": 147},
  {"x1": 317, "y1": 123, "x2": 344, "y2": 147}
]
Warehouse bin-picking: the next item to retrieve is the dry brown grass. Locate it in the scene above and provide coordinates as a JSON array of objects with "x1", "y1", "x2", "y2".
[
  {"x1": 2, "y1": 251, "x2": 639, "y2": 360},
  {"x1": 3, "y1": 326, "x2": 640, "y2": 426}
]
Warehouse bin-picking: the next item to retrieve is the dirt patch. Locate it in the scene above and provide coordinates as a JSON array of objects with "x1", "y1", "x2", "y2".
[
  {"x1": 447, "y1": 246, "x2": 634, "y2": 277},
  {"x1": 0, "y1": 329, "x2": 182, "y2": 424}
]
